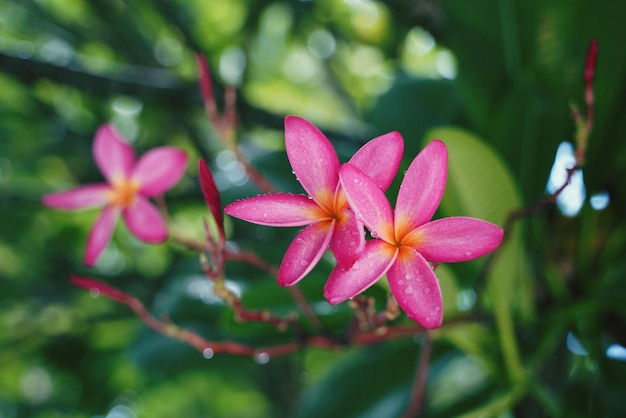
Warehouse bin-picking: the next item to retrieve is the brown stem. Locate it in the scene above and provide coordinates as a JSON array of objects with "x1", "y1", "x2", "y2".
[
  {"x1": 230, "y1": 145, "x2": 277, "y2": 194},
  {"x1": 224, "y1": 249, "x2": 278, "y2": 275},
  {"x1": 224, "y1": 249, "x2": 325, "y2": 332},
  {"x1": 402, "y1": 335, "x2": 432, "y2": 418},
  {"x1": 77, "y1": 276, "x2": 425, "y2": 357}
]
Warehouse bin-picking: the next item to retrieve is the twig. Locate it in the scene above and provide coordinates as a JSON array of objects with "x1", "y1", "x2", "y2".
[
  {"x1": 402, "y1": 335, "x2": 432, "y2": 418},
  {"x1": 72, "y1": 275, "x2": 424, "y2": 357},
  {"x1": 485, "y1": 40, "x2": 598, "y2": 259}
]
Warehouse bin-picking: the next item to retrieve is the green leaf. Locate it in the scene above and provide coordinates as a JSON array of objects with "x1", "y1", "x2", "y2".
[{"x1": 293, "y1": 341, "x2": 418, "y2": 418}]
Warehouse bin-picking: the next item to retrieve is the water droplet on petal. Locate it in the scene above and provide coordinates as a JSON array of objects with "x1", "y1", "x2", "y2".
[
  {"x1": 404, "y1": 287, "x2": 414, "y2": 295},
  {"x1": 203, "y1": 348, "x2": 215, "y2": 359},
  {"x1": 404, "y1": 273, "x2": 412, "y2": 280},
  {"x1": 423, "y1": 287, "x2": 432, "y2": 295},
  {"x1": 465, "y1": 251, "x2": 473, "y2": 257},
  {"x1": 254, "y1": 352, "x2": 270, "y2": 365},
  {"x1": 263, "y1": 212, "x2": 268, "y2": 218},
  {"x1": 299, "y1": 260, "x2": 309, "y2": 267}
]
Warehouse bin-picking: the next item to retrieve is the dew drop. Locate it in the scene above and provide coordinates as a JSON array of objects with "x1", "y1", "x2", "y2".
[
  {"x1": 262, "y1": 212, "x2": 268, "y2": 218},
  {"x1": 398, "y1": 280, "x2": 405, "y2": 286},
  {"x1": 299, "y1": 260, "x2": 309, "y2": 267},
  {"x1": 404, "y1": 287, "x2": 414, "y2": 295},
  {"x1": 465, "y1": 251, "x2": 473, "y2": 257},
  {"x1": 404, "y1": 273, "x2": 412, "y2": 280},
  {"x1": 254, "y1": 352, "x2": 270, "y2": 365},
  {"x1": 202, "y1": 348, "x2": 215, "y2": 359},
  {"x1": 423, "y1": 287, "x2": 431, "y2": 295}
]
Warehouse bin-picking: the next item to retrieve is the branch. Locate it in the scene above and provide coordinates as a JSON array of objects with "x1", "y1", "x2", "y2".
[
  {"x1": 402, "y1": 335, "x2": 432, "y2": 418},
  {"x1": 72, "y1": 276, "x2": 424, "y2": 357}
]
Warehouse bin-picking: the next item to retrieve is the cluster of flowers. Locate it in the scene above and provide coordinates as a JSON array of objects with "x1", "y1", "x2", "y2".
[{"x1": 43, "y1": 116, "x2": 502, "y2": 329}]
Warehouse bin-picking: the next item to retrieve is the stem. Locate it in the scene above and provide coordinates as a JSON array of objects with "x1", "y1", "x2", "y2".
[
  {"x1": 402, "y1": 335, "x2": 432, "y2": 418},
  {"x1": 77, "y1": 276, "x2": 425, "y2": 356},
  {"x1": 230, "y1": 145, "x2": 277, "y2": 194},
  {"x1": 224, "y1": 249, "x2": 325, "y2": 332}
]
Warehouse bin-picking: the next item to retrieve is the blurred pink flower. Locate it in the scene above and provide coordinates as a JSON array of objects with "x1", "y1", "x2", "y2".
[
  {"x1": 324, "y1": 140, "x2": 503, "y2": 329},
  {"x1": 225, "y1": 116, "x2": 403, "y2": 286},
  {"x1": 43, "y1": 124, "x2": 187, "y2": 267}
]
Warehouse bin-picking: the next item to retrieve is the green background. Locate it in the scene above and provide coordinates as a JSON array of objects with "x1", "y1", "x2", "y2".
[{"x1": 1, "y1": 0, "x2": 626, "y2": 417}]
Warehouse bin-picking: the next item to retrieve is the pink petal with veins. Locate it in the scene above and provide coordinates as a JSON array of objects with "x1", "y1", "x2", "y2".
[
  {"x1": 85, "y1": 205, "x2": 120, "y2": 267},
  {"x1": 388, "y1": 248, "x2": 443, "y2": 329},
  {"x1": 395, "y1": 140, "x2": 447, "y2": 234},
  {"x1": 284, "y1": 116, "x2": 339, "y2": 207},
  {"x1": 225, "y1": 194, "x2": 323, "y2": 227},
  {"x1": 133, "y1": 147, "x2": 187, "y2": 196},
  {"x1": 339, "y1": 164, "x2": 395, "y2": 243},
  {"x1": 415, "y1": 217, "x2": 503, "y2": 263},
  {"x1": 42, "y1": 184, "x2": 111, "y2": 210},
  {"x1": 93, "y1": 124, "x2": 135, "y2": 184},
  {"x1": 349, "y1": 131, "x2": 404, "y2": 191},
  {"x1": 278, "y1": 221, "x2": 335, "y2": 286},
  {"x1": 324, "y1": 240, "x2": 398, "y2": 304},
  {"x1": 122, "y1": 196, "x2": 168, "y2": 243},
  {"x1": 329, "y1": 208, "x2": 365, "y2": 269}
]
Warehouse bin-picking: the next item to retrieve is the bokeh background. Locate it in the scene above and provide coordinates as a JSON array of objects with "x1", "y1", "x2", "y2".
[{"x1": 2, "y1": 0, "x2": 626, "y2": 417}]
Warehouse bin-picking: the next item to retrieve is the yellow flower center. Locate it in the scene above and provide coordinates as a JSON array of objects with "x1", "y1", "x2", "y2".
[{"x1": 109, "y1": 177, "x2": 140, "y2": 208}]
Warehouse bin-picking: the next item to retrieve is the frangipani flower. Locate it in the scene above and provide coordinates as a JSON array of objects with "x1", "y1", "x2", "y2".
[
  {"x1": 225, "y1": 116, "x2": 403, "y2": 286},
  {"x1": 324, "y1": 140, "x2": 503, "y2": 329},
  {"x1": 43, "y1": 124, "x2": 187, "y2": 267}
]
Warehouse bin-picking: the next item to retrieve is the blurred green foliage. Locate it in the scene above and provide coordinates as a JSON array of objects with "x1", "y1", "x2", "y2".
[{"x1": 1, "y1": 0, "x2": 626, "y2": 417}]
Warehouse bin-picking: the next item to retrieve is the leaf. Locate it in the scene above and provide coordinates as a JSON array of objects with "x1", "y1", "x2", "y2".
[{"x1": 293, "y1": 340, "x2": 418, "y2": 418}]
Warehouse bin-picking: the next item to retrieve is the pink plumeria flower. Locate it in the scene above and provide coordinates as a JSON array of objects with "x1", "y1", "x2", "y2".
[
  {"x1": 324, "y1": 140, "x2": 503, "y2": 329},
  {"x1": 43, "y1": 124, "x2": 187, "y2": 267},
  {"x1": 224, "y1": 116, "x2": 403, "y2": 286}
]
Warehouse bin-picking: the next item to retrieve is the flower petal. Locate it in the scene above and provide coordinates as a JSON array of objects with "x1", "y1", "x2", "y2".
[
  {"x1": 284, "y1": 116, "x2": 339, "y2": 209},
  {"x1": 122, "y1": 196, "x2": 168, "y2": 243},
  {"x1": 85, "y1": 205, "x2": 120, "y2": 267},
  {"x1": 349, "y1": 131, "x2": 404, "y2": 191},
  {"x1": 42, "y1": 184, "x2": 111, "y2": 210},
  {"x1": 324, "y1": 240, "x2": 398, "y2": 304},
  {"x1": 339, "y1": 164, "x2": 395, "y2": 243},
  {"x1": 388, "y1": 248, "x2": 442, "y2": 329},
  {"x1": 93, "y1": 124, "x2": 135, "y2": 184},
  {"x1": 395, "y1": 140, "x2": 447, "y2": 235},
  {"x1": 329, "y1": 208, "x2": 365, "y2": 269},
  {"x1": 225, "y1": 194, "x2": 324, "y2": 227},
  {"x1": 133, "y1": 147, "x2": 187, "y2": 196},
  {"x1": 278, "y1": 221, "x2": 334, "y2": 286},
  {"x1": 414, "y1": 217, "x2": 503, "y2": 263}
]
